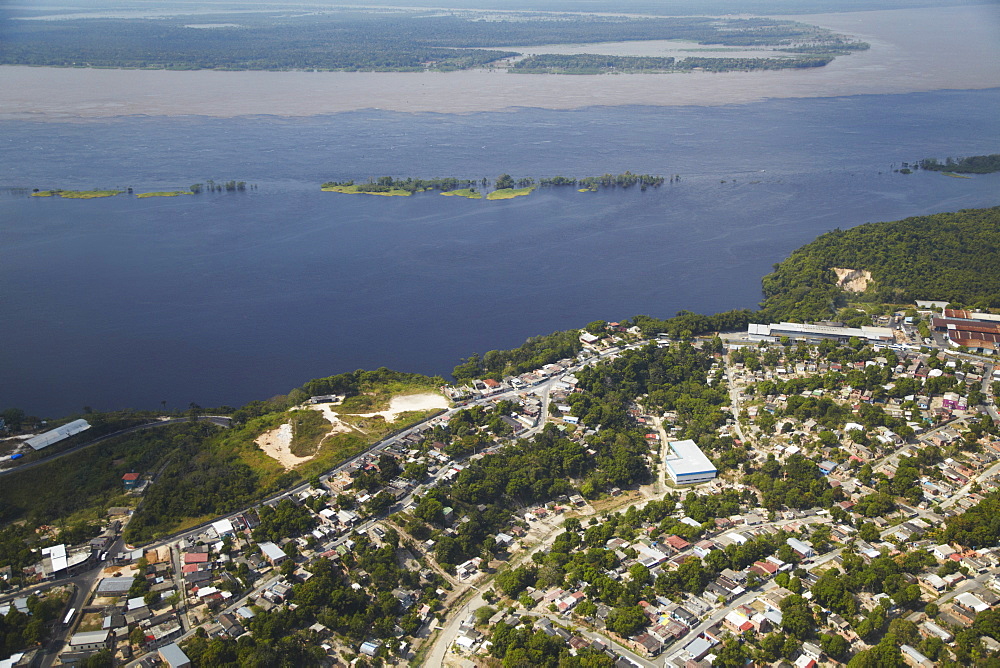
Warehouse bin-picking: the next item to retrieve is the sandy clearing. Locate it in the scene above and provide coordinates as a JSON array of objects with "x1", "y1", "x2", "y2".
[
  {"x1": 259, "y1": 393, "x2": 446, "y2": 468},
  {"x1": 353, "y1": 392, "x2": 449, "y2": 422},
  {"x1": 255, "y1": 422, "x2": 315, "y2": 470}
]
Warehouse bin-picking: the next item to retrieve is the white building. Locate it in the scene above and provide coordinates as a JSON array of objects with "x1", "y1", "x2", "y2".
[
  {"x1": 26, "y1": 419, "x2": 91, "y2": 450},
  {"x1": 786, "y1": 537, "x2": 815, "y2": 559},
  {"x1": 748, "y1": 322, "x2": 893, "y2": 344},
  {"x1": 67, "y1": 630, "x2": 109, "y2": 652},
  {"x1": 663, "y1": 439, "x2": 717, "y2": 485},
  {"x1": 258, "y1": 541, "x2": 287, "y2": 566}
]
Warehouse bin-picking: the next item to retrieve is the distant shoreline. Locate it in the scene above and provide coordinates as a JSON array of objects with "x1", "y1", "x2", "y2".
[{"x1": 0, "y1": 6, "x2": 997, "y2": 119}]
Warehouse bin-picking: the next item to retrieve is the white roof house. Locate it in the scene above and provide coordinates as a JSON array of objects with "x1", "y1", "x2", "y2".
[
  {"x1": 258, "y1": 541, "x2": 286, "y2": 563},
  {"x1": 786, "y1": 537, "x2": 814, "y2": 558},
  {"x1": 211, "y1": 518, "x2": 235, "y2": 536}
]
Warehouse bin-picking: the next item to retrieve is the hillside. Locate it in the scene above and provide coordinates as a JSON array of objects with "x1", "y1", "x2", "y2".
[{"x1": 760, "y1": 206, "x2": 1000, "y2": 321}]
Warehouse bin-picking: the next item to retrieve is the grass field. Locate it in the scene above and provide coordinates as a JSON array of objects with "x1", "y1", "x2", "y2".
[
  {"x1": 440, "y1": 188, "x2": 483, "y2": 199},
  {"x1": 288, "y1": 409, "x2": 331, "y2": 457},
  {"x1": 486, "y1": 187, "x2": 535, "y2": 200}
]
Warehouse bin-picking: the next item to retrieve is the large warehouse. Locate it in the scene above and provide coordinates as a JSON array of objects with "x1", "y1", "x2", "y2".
[
  {"x1": 932, "y1": 309, "x2": 1000, "y2": 353},
  {"x1": 664, "y1": 439, "x2": 718, "y2": 485},
  {"x1": 747, "y1": 322, "x2": 893, "y2": 344}
]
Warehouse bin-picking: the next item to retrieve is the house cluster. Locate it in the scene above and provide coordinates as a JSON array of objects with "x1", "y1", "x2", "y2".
[{"x1": 733, "y1": 348, "x2": 989, "y2": 445}]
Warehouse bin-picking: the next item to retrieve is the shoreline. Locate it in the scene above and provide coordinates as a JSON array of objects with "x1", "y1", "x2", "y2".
[{"x1": 0, "y1": 6, "x2": 997, "y2": 119}]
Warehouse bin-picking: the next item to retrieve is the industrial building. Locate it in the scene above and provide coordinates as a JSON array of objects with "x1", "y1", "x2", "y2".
[
  {"x1": 663, "y1": 439, "x2": 718, "y2": 485},
  {"x1": 25, "y1": 418, "x2": 91, "y2": 450},
  {"x1": 747, "y1": 322, "x2": 893, "y2": 344},
  {"x1": 932, "y1": 309, "x2": 1000, "y2": 352}
]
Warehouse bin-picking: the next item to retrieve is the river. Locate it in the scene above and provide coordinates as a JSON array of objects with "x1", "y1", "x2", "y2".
[
  {"x1": 2, "y1": 88, "x2": 999, "y2": 416},
  {"x1": 1, "y1": 4, "x2": 999, "y2": 416}
]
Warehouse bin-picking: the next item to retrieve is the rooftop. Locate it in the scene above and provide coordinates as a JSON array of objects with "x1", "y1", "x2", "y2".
[{"x1": 664, "y1": 439, "x2": 718, "y2": 477}]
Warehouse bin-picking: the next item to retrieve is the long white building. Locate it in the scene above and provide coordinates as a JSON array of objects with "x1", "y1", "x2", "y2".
[
  {"x1": 25, "y1": 418, "x2": 91, "y2": 450},
  {"x1": 664, "y1": 439, "x2": 717, "y2": 485},
  {"x1": 748, "y1": 322, "x2": 893, "y2": 344}
]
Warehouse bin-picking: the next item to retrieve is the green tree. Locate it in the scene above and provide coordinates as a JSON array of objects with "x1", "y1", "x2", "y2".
[{"x1": 606, "y1": 605, "x2": 647, "y2": 636}]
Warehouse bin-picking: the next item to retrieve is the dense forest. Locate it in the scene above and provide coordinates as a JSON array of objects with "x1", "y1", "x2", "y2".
[
  {"x1": 759, "y1": 206, "x2": 1000, "y2": 321},
  {"x1": 0, "y1": 422, "x2": 216, "y2": 528},
  {"x1": 0, "y1": 9, "x2": 865, "y2": 72}
]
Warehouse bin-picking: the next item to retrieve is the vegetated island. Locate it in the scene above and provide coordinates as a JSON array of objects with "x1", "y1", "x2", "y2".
[
  {"x1": 917, "y1": 153, "x2": 1000, "y2": 175},
  {"x1": 4, "y1": 206, "x2": 1000, "y2": 667},
  {"x1": 135, "y1": 190, "x2": 194, "y2": 198},
  {"x1": 322, "y1": 172, "x2": 668, "y2": 200},
  {"x1": 0, "y1": 9, "x2": 868, "y2": 74},
  {"x1": 31, "y1": 189, "x2": 121, "y2": 199},
  {"x1": 27, "y1": 180, "x2": 255, "y2": 200}
]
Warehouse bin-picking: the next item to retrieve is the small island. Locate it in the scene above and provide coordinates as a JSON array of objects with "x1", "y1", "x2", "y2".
[
  {"x1": 323, "y1": 172, "x2": 667, "y2": 201},
  {"x1": 31, "y1": 189, "x2": 121, "y2": 199},
  {"x1": 135, "y1": 191, "x2": 195, "y2": 198},
  {"x1": 486, "y1": 187, "x2": 535, "y2": 200},
  {"x1": 27, "y1": 181, "x2": 254, "y2": 201}
]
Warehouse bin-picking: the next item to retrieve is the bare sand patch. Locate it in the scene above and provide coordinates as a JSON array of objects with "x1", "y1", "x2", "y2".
[
  {"x1": 387, "y1": 393, "x2": 449, "y2": 416},
  {"x1": 832, "y1": 267, "x2": 872, "y2": 292},
  {"x1": 255, "y1": 422, "x2": 314, "y2": 469},
  {"x1": 353, "y1": 393, "x2": 449, "y2": 422}
]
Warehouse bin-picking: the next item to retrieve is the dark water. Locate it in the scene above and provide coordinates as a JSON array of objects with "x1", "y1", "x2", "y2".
[{"x1": 2, "y1": 89, "x2": 999, "y2": 416}]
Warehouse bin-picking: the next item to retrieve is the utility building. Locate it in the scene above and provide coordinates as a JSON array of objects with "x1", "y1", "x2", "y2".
[{"x1": 664, "y1": 439, "x2": 717, "y2": 485}]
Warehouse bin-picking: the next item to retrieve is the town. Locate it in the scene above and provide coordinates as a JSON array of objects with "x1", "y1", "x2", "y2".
[{"x1": 2, "y1": 302, "x2": 1000, "y2": 668}]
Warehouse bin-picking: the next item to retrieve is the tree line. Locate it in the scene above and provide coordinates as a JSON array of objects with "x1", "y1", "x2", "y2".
[{"x1": 512, "y1": 53, "x2": 835, "y2": 74}]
